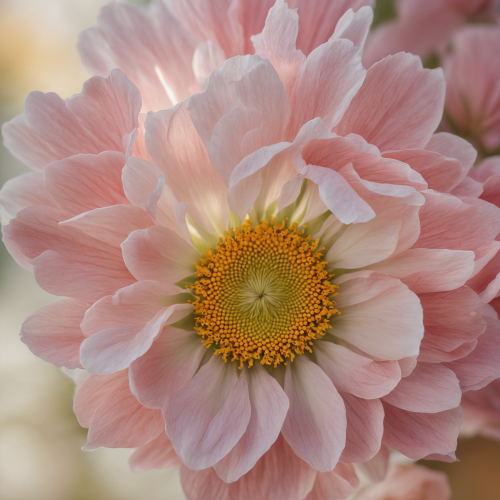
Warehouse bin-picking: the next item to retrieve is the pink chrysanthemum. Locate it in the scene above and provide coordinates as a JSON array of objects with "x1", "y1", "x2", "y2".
[{"x1": 2, "y1": 2, "x2": 500, "y2": 499}]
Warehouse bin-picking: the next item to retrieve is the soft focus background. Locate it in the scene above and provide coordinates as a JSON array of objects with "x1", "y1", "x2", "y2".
[{"x1": 0, "y1": 1, "x2": 499, "y2": 499}]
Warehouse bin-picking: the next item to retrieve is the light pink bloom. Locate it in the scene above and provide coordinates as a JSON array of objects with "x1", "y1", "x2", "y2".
[
  {"x1": 354, "y1": 464, "x2": 451, "y2": 500},
  {"x1": 2, "y1": 2, "x2": 500, "y2": 499},
  {"x1": 443, "y1": 25, "x2": 500, "y2": 156},
  {"x1": 363, "y1": 0, "x2": 500, "y2": 67}
]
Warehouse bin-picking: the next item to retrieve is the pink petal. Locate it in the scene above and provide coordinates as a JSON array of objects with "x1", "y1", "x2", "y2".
[
  {"x1": 339, "y1": 393, "x2": 384, "y2": 463},
  {"x1": 334, "y1": 53, "x2": 445, "y2": 152},
  {"x1": 367, "y1": 248, "x2": 475, "y2": 294},
  {"x1": 287, "y1": 38, "x2": 365, "y2": 139},
  {"x1": 452, "y1": 177, "x2": 484, "y2": 197},
  {"x1": 129, "y1": 431, "x2": 182, "y2": 472},
  {"x1": 425, "y1": 132, "x2": 477, "y2": 173},
  {"x1": 78, "y1": 2, "x2": 197, "y2": 112},
  {"x1": 333, "y1": 272, "x2": 423, "y2": 360},
  {"x1": 382, "y1": 362, "x2": 461, "y2": 413},
  {"x1": 302, "y1": 135, "x2": 427, "y2": 190},
  {"x1": 383, "y1": 149, "x2": 465, "y2": 193},
  {"x1": 445, "y1": 307, "x2": 500, "y2": 392},
  {"x1": 304, "y1": 165, "x2": 375, "y2": 224},
  {"x1": 418, "y1": 287, "x2": 486, "y2": 363},
  {"x1": 180, "y1": 434, "x2": 316, "y2": 500},
  {"x1": 74, "y1": 371, "x2": 126, "y2": 427},
  {"x1": 3, "y1": 206, "x2": 135, "y2": 300},
  {"x1": 20, "y1": 299, "x2": 89, "y2": 369},
  {"x1": 325, "y1": 189, "x2": 421, "y2": 268},
  {"x1": 252, "y1": 0, "x2": 306, "y2": 97},
  {"x1": 61, "y1": 205, "x2": 153, "y2": 247},
  {"x1": 188, "y1": 56, "x2": 291, "y2": 185},
  {"x1": 294, "y1": 0, "x2": 375, "y2": 55},
  {"x1": 163, "y1": 357, "x2": 251, "y2": 470},
  {"x1": 0, "y1": 172, "x2": 57, "y2": 224},
  {"x1": 416, "y1": 191, "x2": 500, "y2": 251},
  {"x1": 82, "y1": 370, "x2": 165, "y2": 450},
  {"x1": 129, "y1": 327, "x2": 206, "y2": 409},
  {"x1": 122, "y1": 225, "x2": 198, "y2": 283},
  {"x1": 145, "y1": 102, "x2": 230, "y2": 236},
  {"x1": 213, "y1": 364, "x2": 289, "y2": 482},
  {"x1": 80, "y1": 281, "x2": 191, "y2": 374},
  {"x1": 44, "y1": 152, "x2": 128, "y2": 217},
  {"x1": 122, "y1": 157, "x2": 162, "y2": 209},
  {"x1": 305, "y1": 463, "x2": 359, "y2": 500},
  {"x1": 3, "y1": 70, "x2": 140, "y2": 170},
  {"x1": 382, "y1": 404, "x2": 462, "y2": 460},
  {"x1": 282, "y1": 355, "x2": 346, "y2": 472},
  {"x1": 315, "y1": 341, "x2": 401, "y2": 399},
  {"x1": 329, "y1": 6, "x2": 373, "y2": 50}
]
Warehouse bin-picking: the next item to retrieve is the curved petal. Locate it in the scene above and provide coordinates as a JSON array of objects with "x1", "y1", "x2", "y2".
[
  {"x1": 294, "y1": 0, "x2": 374, "y2": 55},
  {"x1": 74, "y1": 371, "x2": 126, "y2": 427},
  {"x1": 213, "y1": 364, "x2": 289, "y2": 482},
  {"x1": 339, "y1": 393, "x2": 384, "y2": 463},
  {"x1": 415, "y1": 191, "x2": 500, "y2": 252},
  {"x1": 83, "y1": 370, "x2": 165, "y2": 450},
  {"x1": 315, "y1": 341, "x2": 401, "y2": 399},
  {"x1": 20, "y1": 299, "x2": 89, "y2": 369},
  {"x1": 129, "y1": 431, "x2": 182, "y2": 472},
  {"x1": 445, "y1": 307, "x2": 500, "y2": 392},
  {"x1": 80, "y1": 281, "x2": 191, "y2": 374},
  {"x1": 3, "y1": 206, "x2": 135, "y2": 300},
  {"x1": 44, "y1": 152, "x2": 129, "y2": 217},
  {"x1": 335, "y1": 53, "x2": 445, "y2": 152},
  {"x1": 122, "y1": 225, "x2": 199, "y2": 283},
  {"x1": 382, "y1": 403, "x2": 462, "y2": 460},
  {"x1": 287, "y1": 38, "x2": 365, "y2": 139},
  {"x1": 251, "y1": 0, "x2": 305, "y2": 98},
  {"x1": 0, "y1": 172, "x2": 57, "y2": 224},
  {"x1": 163, "y1": 357, "x2": 251, "y2": 470},
  {"x1": 367, "y1": 248, "x2": 475, "y2": 294},
  {"x1": 382, "y1": 363, "x2": 461, "y2": 413},
  {"x1": 418, "y1": 287, "x2": 486, "y2": 363},
  {"x1": 282, "y1": 355, "x2": 346, "y2": 472},
  {"x1": 61, "y1": 205, "x2": 153, "y2": 247},
  {"x1": 188, "y1": 56, "x2": 290, "y2": 182},
  {"x1": 179, "y1": 434, "x2": 316, "y2": 500},
  {"x1": 333, "y1": 272, "x2": 423, "y2": 360},
  {"x1": 145, "y1": 102, "x2": 230, "y2": 236},
  {"x1": 129, "y1": 327, "x2": 206, "y2": 409},
  {"x1": 2, "y1": 70, "x2": 140, "y2": 170},
  {"x1": 304, "y1": 165, "x2": 375, "y2": 224}
]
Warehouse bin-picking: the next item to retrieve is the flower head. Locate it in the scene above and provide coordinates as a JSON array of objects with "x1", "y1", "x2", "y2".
[{"x1": 2, "y1": 1, "x2": 500, "y2": 499}]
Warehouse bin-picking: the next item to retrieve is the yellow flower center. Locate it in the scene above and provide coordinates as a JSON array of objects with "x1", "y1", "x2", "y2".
[{"x1": 191, "y1": 219, "x2": 340, "y2": 368}]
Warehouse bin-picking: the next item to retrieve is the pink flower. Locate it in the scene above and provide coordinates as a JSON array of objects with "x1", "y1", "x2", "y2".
[
  {"x1": 2, "y1": 2, "x2": 500, "y2": 499},
  {"x1": 354, "y1": 464, "x2": 451, "y2": 500},
  {"x1": 443, "y1": 25, "x2": 500, "y2": 156},
  {"x1": 363, "y1": 0, "x2": 499, "y2": 67}
]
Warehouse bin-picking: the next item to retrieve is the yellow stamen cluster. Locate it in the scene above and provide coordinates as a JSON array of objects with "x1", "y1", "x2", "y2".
[{"x1": 191, "y1": 219, "x2": 340, "y2": 368}]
